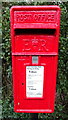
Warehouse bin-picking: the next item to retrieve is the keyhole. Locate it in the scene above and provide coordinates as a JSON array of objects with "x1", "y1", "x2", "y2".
[{"x1": 22, "y1": 83, "x2": 24, "y2": 85}]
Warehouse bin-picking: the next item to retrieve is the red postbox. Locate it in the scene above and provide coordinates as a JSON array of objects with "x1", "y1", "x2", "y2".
[{"x1": 10, "y1": 6, "x2": 60, "y2": 113}]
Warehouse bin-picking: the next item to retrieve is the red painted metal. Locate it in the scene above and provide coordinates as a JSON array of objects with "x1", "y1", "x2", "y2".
[{"x1": 10, "y1": 6, "x2": 60, "y2": 113}]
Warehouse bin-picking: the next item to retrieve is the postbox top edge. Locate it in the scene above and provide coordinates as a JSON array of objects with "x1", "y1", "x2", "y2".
[{"x1": 10, "y1": 5, "x2": 60, "y2": 12}]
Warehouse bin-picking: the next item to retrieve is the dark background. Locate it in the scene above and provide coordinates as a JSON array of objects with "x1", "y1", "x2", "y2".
[{"x1": 2, "y1": 1, "x2": 68, "y2": 120}]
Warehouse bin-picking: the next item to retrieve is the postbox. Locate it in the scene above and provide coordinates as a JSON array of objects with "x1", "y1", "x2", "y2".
[{"x1": 10, "y1": 6, "x2": 60, "y2": 113}]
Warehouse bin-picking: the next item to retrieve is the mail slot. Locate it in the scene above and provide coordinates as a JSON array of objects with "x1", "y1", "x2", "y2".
[{"x1": 10, "y1": 6, "x2": 60, "y2": 113}]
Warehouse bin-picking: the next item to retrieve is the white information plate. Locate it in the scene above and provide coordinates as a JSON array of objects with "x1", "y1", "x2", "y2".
[{"x1": 26, "y1": 66, "x2": 44, "y2": 98}]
